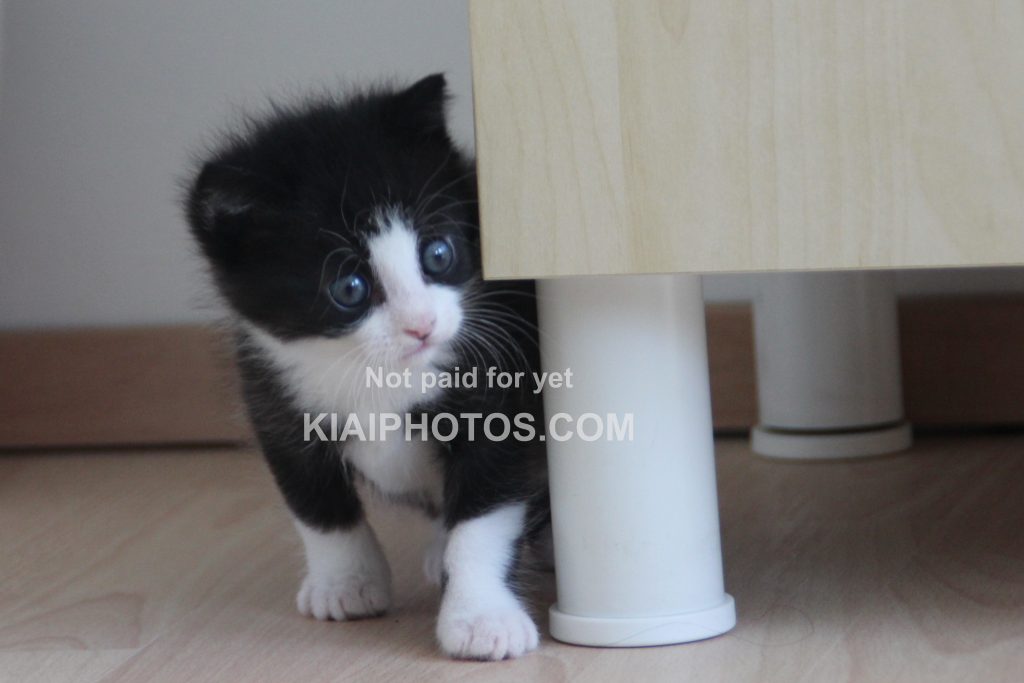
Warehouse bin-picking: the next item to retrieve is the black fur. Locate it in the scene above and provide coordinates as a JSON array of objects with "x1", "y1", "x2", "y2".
[
  {"x1": 187, "y1": 74, "x2": 481, "y2": 340},
  {"x1": 184, "y1": 75, "x2": 547, "y2": 623}
]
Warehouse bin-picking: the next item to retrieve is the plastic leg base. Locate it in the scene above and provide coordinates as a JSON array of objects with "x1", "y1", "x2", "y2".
[
  {"x1": 751, "y1": 421, "x2": 912, "y2": 460},
  {"x1": 549, "y1": 596, "x2": 736, "y2": 647}
]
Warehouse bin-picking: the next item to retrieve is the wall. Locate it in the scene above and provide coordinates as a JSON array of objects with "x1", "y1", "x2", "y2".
[
  {"x1": 704, "y1": 267, "x2": 1024, "y2": 302},
  {"x1": 0, "y1": 1, "x2": 1019, "y2": 330},
  {"x1": 0, "y1": 0, "x2": 5, "y2": 113},
  {"x1": 0, "y1": 0, "x2": 475, "y2": 329}
]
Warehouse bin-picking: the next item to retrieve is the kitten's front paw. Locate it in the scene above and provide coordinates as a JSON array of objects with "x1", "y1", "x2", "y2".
[
  {"x1": 296, "y1": 573, "x2": 391, "y2": 621},
  {"x1": 437, "y1": 605, "x2": 539, "y2": 660}
]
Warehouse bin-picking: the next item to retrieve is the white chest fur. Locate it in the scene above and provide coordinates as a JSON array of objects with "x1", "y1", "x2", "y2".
[{"x1": 243, "y1": 323, "x2": 444, "y2": 507}]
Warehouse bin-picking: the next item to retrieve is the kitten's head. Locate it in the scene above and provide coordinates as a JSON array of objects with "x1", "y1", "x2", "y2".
[{"x1": 186, "y1": 74, "x2": 478, "y2": 373}]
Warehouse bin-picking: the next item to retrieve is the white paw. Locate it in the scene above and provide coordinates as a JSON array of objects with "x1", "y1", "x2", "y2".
[
  {"x1": 296, "y1": 573, "x2": 391, "y2": 621},
  {"x1": 437, "y1": 605, "x2": 539, "y2": 660}
]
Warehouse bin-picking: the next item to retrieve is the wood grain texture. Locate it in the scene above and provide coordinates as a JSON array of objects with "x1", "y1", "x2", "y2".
[
  {"x1": 900, "y1": 297, "x2": 1024, "y2": 427},
  {"x1": 2, "y1": 297, "x2": 1023, "y2": 448},
  {"x1": 469, "y1": 0, "x2": 1024, "y2": 278},
  {"x1": 0, "y1": 326, "x2": 248, "y2": 449},
  {"x1": 707, "y1": 296, "x2": 1024, "y2": 430},
  {"x1": 2, "y1": 436, "x2": 1023, "y2": 682},
  {"x1": 706, "y1": 304, "x2": 759, "y2": 430}
]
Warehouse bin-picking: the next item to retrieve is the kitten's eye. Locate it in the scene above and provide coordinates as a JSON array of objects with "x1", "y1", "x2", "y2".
[
  {"x1": 328, "y1": 273, "x2": 370, "y2": 310},
  {"x1": 421, "y1": 238, "x2": 454, "y2": 276}
]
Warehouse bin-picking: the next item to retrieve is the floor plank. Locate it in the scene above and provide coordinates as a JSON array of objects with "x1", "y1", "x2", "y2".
[{"x1": 1, "y1": 436, "x2": 1023, "y2": 682}]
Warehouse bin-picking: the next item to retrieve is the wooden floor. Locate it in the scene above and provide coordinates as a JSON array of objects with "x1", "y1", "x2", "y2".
[{"x1": 2, "y1": 435, "x2": 1023, "y2": 682}]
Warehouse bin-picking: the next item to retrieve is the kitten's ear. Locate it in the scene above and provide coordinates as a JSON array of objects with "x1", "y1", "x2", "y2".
[
  {"x1": 186, "y1": 161, "x2": 275, "y2": 265},
  {"x1": 386, "y1": 73, "x2": 451, "y2": 140}
]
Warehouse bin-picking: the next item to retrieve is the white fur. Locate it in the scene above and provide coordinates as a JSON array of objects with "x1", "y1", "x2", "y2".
[
  {"x1": 249, "y1": 212, "x2": 519, "y2": 647},
  {"x1": 362, "y1": 208, "x2": 463, "y2": 374},
  {"x1": 244, "y1": 211, "x2": 461, "y2": 507},
  {"x1": 436, "y1": 503, "x2": 538, "y2": 660},
  {"x1": 294, "y1": 519, "x2": 392, "y2": 620},
  {"x1": 345, "y1": 434, "x2": 443, "y2": 505}
]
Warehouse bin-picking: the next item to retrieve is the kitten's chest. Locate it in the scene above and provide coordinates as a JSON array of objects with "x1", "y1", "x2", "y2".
[
  {"x1": 301, "y1": 368, "x2": 445, "y2": 509},
  {"x1": 334, "y1": 391, "x2": 445, "y2": 510},
  {"x1": 343, "y1": 435, "x2": 443, "y2": 511},
  {"x1": 262, "y1": 337, "x2": 444, "y2": 506},
  {"x1": 247, "y1": 325, "x2": 446, "y2": 507}
]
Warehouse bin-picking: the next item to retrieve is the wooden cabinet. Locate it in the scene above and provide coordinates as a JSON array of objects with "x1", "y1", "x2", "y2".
[
  {"x1": 470, "y1": 0, "x2": 1024, "y2": 278},
  {"x1": 469, "y1": 0, "x2": 1024, "y2": 651}
]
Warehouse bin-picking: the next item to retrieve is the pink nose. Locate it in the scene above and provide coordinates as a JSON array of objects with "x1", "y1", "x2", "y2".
[{"x1": 403, "y1": 318, "x2": 436, "y2": 341}]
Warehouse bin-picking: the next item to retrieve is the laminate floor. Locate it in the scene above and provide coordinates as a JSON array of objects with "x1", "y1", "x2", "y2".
[{"x1": 2, "y1": 435, "x2": 1022, "y2": 682}]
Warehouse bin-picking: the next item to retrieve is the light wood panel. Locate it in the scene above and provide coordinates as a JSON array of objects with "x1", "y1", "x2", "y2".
[
  {"x1": 2, "y1": 297, "x2": 1023, "y2": 448},
  {"x1": 707, "y1": 297, "x2": 1024, "y2": 430},
  {"x1": 470, "y1": 0, "x2": 1024, "y2": 278},
  {"x1": 900, "y1": 297, "x2": 1024, "y2": 427},
  {"x1": 2, "y1": 436, "x2": 1023, "y2": 682},
  {"x1": 0, "y1": 326, "x2": 248, "y2": 449},
  {"x1": 706, "y1": 304, "x2": 759, "y2": 429}
]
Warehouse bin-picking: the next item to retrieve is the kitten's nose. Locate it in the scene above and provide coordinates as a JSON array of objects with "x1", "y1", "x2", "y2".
[{"x1": 403, "y1": 318, "x2": 436, "y2": 341}]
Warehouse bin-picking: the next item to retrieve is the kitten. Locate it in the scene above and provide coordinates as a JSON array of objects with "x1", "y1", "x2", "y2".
[{"x1": 185, "y1": 74, "x2": 547, "y2": 660}]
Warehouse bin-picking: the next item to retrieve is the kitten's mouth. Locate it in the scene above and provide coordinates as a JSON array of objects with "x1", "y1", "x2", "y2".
[{"x1": 401, "y1": 341, "x2": 433, "y2": 361}]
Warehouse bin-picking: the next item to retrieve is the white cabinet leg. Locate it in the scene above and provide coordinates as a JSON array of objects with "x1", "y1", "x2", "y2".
[
  {"x1": 751, "y1": 272, "x2": 912, "y2": 459},
  {"x1": 537, "y1": 274, "x2": 735, "y2": 647}
]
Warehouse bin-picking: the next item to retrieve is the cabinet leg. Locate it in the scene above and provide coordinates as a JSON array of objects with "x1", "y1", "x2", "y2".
[
  {"x1": 751, "y1": 272, "x2": 912, "y2": 459},
  {"x1": 537, "y1": 274, "x2": 735, "y2": 647}
]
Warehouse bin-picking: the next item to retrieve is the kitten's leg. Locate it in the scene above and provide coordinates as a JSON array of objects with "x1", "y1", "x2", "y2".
[
  {"x1": 294, "y1": 516, "x2": 391, "y2": 620},
  {"x1": 436, "y1": 502, "x2": 539, "y2": 660},
  {"x1": 268, "y1": 441, "x2": 392, "y2": 620},
  {"x1": 239, "y1": 361, "x2": 392, "y2": 620},
  {"x1": 262, "y1": 437, "x2": 392, "y2": 621},
  {"x1": 265, "y1": 439, "x2": 392, "y2": 620}
]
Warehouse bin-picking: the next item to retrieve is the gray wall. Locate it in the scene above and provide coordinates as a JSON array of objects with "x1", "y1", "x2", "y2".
[
  {"x1": 704, "y1": 267, "x2": 1024, "y2": 302},
  {"x1": 0, "y1": 0, "x2": 475, "y2": 329},
  {"x1": 0, "y1": 1, "x2": 1020, "y2": 330},
  {"x1": 0, "y1": 1, "x2": 5, "y2": 113}
]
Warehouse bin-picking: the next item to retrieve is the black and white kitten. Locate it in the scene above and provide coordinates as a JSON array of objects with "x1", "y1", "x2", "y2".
[{"x1": 185, "y1": 74, "x2": 547, "y2": 660}]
